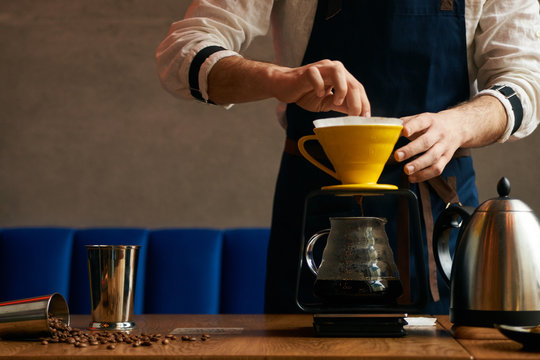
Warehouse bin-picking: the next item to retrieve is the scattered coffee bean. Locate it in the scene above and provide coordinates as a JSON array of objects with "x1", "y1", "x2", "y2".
[{"x1": 45, "y1": 314, "x2": 213, "y2": 350}]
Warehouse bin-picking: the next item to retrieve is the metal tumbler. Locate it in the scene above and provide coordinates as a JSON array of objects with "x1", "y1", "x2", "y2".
[
  {"x1": 86, "y1": 245, "x2": 140, "y2": 331},
  {"x1": 0, "y1": 293, "x2": 70, "y2": 339}
]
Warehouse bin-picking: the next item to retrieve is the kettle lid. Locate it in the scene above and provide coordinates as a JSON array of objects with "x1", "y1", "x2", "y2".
[{"x1": 477, "y1": 177, "x2": 533, "y2": 212}]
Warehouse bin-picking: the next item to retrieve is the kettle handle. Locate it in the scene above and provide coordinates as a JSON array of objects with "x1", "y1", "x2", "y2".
[
  {"x1": 432, "y1": 204, "x2": 475, "y2": 286},
  {"x1": 305, "y1": 229, "x2": 330, "y2": 276}
]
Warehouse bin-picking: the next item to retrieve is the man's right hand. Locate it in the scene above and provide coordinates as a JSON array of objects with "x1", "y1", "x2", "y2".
[
  {"x1": 272, "y1": 59, "x2": 371, "y2": 117},
  {"x1": 208, "y1": 56, "x2": 370, "y2": 117}
]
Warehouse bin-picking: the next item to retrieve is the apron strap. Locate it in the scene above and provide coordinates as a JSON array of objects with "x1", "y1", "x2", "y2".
[
  {"x1": 394, "y1": 149, "x2": 468, "y2": 304},
  {"x1": 418, "y1": 174, "x2": 460, "y2": 302}
]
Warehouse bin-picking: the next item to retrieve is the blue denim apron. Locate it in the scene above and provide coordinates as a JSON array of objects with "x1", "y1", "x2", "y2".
[{"x1": 265, "y1": 0, "x2": 479, "y2": 314}]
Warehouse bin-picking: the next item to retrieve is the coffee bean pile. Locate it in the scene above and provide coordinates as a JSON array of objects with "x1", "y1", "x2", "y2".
[{"x1": 41, "y1": 315, "x2": 210, "y2": 349}]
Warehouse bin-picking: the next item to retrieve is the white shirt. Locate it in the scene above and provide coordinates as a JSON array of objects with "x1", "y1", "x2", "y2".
[{"x1": 155, "y1": 0, "x2": 540, "y2": 142}]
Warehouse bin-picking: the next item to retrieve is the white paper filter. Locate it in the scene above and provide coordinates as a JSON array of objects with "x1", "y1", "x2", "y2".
[{"x1": 313, "y1": 116, "x2": 402, "y2": 128}]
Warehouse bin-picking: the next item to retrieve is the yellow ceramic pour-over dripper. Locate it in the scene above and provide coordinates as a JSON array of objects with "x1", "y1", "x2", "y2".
[{"x1": 298, "y1": 117, "x2": 403, "y2": 190}]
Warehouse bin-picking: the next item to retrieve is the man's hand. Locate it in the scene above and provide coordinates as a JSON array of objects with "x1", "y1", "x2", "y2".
[
  {"x1": 208, "y1": 56, "x2": 370, "y2": 116},
  {"x1": 394, "y1": 111, "x2": 464, "y2": 183},
  {"x1": 272, "y1": 60, "x2": 371, "y2": 116},
  {"x1": 394, "y1": 95, "x2": 507, "y2": 183}
]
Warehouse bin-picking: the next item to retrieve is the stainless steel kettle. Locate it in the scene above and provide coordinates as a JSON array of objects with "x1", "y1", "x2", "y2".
[{"x1": 433, "y1": 177, "x2": 540, "y2": 327}]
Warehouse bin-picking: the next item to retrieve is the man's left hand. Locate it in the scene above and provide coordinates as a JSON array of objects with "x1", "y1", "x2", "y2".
[
  {"x1": 394, "y1": 95, "x2": 507, "y2": 183},
  {"x1": 394, "y1": 111, "x2": 464, "y2": 183}
]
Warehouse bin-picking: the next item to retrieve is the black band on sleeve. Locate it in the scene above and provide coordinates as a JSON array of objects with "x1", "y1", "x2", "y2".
[
  {"x1": 490, "y1": 85, "x2": 524, "y2": 135},
  {"x1": 188, "y1": 45, "x2": 226, "y2": 104}
]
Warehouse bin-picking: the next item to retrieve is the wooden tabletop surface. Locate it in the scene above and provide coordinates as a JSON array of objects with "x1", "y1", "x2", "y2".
[
  {"x1": 0, "y1": 314, "x2": 537, "y2": 359},
  {"x1": 437, "y1": 316, "x2": 540, "y2": 360}
]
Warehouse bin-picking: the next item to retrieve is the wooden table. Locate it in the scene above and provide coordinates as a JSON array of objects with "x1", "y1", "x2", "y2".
[
  {"x1": 0, "y1": 314, "x2": 537, "y2": 359},
  {"x1": 437, "y1": 316, "x2": 540, "y2": 360}
]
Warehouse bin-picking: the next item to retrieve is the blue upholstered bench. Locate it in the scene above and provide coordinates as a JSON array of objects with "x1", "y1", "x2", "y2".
[{"x1": 0, "y1": 227, "x2": 270, "y2": 314}]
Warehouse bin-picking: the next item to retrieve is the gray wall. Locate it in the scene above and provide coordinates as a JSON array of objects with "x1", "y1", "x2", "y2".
[{"x1": 1, "y1": 1, "x2": 539, "y2": 229}]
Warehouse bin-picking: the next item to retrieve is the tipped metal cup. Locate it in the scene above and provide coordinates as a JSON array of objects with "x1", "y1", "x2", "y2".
[
  {"x1": 86, "y1": 245, "x2": 140, "y2": 331},
  {"x1": 0, "y1": 293, "x2": 70, "y2": 339}
]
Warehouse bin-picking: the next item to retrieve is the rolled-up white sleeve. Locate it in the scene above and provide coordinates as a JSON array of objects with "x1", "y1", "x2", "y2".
[
  {"x1": 155, "y1": 0, "x2": 273, "y2": 103},
  {"x1": 472, "y1": 0, "x2": 540, "y2": 142}
]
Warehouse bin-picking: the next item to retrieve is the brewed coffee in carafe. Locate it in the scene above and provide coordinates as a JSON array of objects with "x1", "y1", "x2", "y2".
[{"x1": 306, "y1": 217, "x2": 403, "y2": 305}]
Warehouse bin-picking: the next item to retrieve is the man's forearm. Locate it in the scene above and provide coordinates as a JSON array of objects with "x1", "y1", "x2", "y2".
[
  {"x1": 444, "y1": 94, "x2": 507, "y2": 148},
  {"x1": 207, "y1": 56, "x2": 282, "y2": 104}
]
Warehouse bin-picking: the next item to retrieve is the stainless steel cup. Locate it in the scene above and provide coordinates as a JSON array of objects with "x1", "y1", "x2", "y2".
[
  {"x1": 86, "y1": 245, "x2": 140, "y2": 331},
  {"x1": 0, "y1": 293, "x2": 70, "y2": 339}
]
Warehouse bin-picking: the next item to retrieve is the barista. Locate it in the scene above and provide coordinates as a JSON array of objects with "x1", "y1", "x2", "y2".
[{"x1": 156, "y1": 0, "x2": 540, "y2": 314}]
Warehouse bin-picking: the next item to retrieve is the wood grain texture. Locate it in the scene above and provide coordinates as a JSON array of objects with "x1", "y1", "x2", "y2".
[
  {"x1": 437, "y1": 315, "x2": 540, "y2": 359},
  {"x1": 0, "y1": 314, "x2": 471, "y2": 359},
  {"x1": 437, "y1": 316, "x2": 507, "y2": 340},
  {"x1": 457, "y1": 340, "x2": 540, "y2": 360}
]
